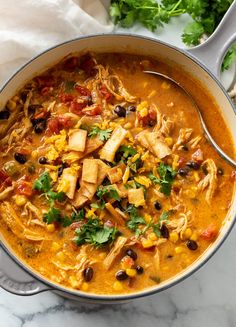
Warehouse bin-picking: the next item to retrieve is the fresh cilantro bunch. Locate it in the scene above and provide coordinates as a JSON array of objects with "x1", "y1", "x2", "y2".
[
  {"x1": 74, "y1": 218, "x2": 118, "y2": 247},
  {"x1": 149, "y1": 162, "x2": 177, "y2": 196},
  {"x1": 110, "y1": 0, "x2": 235, "y2": 70}
]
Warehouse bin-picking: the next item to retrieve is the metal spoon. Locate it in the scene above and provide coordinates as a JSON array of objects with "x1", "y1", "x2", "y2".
[{"x1": 144, "y1": 70, "x2": 236, "y2": 167}]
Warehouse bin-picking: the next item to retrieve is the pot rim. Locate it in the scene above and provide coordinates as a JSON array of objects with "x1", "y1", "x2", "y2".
[{"x1": 0, "y1": 33, "x2": 235, "y2": 301}]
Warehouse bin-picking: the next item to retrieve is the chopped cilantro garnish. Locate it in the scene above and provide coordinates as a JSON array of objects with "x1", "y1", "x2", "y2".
[
  {"x1": 96, "y1": 185, "x2": 121, "y2": 201},
  {"x1": 74, "y1": 218, "x2": 118, "y2": 247},
  {"x1": 88, "y1": 126, "x2": 112, "y2": 141},
  {"x1": 149, "y1": 162, "x2": 177, "y2": 196}
]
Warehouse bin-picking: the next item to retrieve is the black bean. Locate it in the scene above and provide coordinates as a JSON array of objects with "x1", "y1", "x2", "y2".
[
  {"x1": 34, "y1": 120, "x2": 46, "y2": 134},
  {"x1": 136, "y1": 265, "x2": 144, "y2": 274},
  {"x1": 83, "y1": 267, "x2": 94, "y2": 282},
  {"x1": 160, "y1": 224, "x2": 169, "y2": 239},
  {"x1": 113, "y1": 200, "x2": 125, "y2": 212},
  {"x1": 181, "y1": 144, "x2": 188, "y2": 151},
  {"x1": 58, "y1": 166, "x2": 64, "y2": 177},
  {"x1": 154, "y1": 201, "x2": 162, "y2": 210},
  {"x1": 178, "y1": 166, "x2": 190, "y2": 177},
  {"x1": 126, "y1": 248, "x2": 137, "y2": 261},
  {"x1": 0, "y1": 110, "x2": 10, "y2": 120},
  {"x1": 217, "y1": 167, "x2": 224, "y2": 176},
  {"x1": 39, "y1": 157, "x2": 47, "y2": 165},
  {"x1": 186, "y1": 160, "x2": 200, "y2": 170},
  {"x1": 127, "y1": 105, "x2": 136, "y2": 112},
  {"x1": 115, "y1": 270, "x2": 128, "y2": 281},
  {"x1": 186, "y1": 240, "x2": 198, "y2": 251},
  {"x1": 166, "y1": 255, "x2": 173, "y2": 259},
  {"x1": 14, "y1": 152, "x2": 27, "y2": 164},
  {"x1": 114, "y1": 105, "x2": 126, "y2": 117},
  {"x1": 87, "y1": 95, "x2": 93, "y2": 106}
]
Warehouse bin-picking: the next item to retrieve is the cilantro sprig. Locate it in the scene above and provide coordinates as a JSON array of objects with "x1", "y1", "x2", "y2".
[
  {"x1": 109, "y1": 0, "x2": 235, "y2": 70},
  {"x1": 149, "y1": 162, "x2": 177, "y2": 196},
  {"x1": 88, "y1": 126, "x2": 112, "y2": 141},
  {"x1": 74, "y1": 218, "x2": 118, "y2": 247},
  {"x1": 91, "y1": 185, "x2": 121, "y2": 209}
]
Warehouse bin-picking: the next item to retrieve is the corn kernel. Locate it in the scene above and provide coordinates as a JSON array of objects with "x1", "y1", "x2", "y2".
[
  {"x1": 137, "y1": 101, "x2": 148, "y2": 111},
  {"x1": 193, "y1": 171, "x2": 200, "y2": 182},
  {"x1": 144, "y1": 213, "x2": 152, "y2": 223},
  {"x1": 31, "y1": 150, "x2": 38, "y2": 160},
  {"x1": 141, "y1": 151, "x2": 149, "y2": 161},
  {"x1": 46, "y1": 224, "x2": 55, "y2": 233},
  {"x1": 7, "y1": 99, "x2": 16, "y2": 110},
  {"x1": 175, "y1": 246, "x2": 184, "y2": 254},
  {"x1": 68, "y1": 276, "x2": 80, "y2": 289},
  {"x1": 15, "y1": 195, "x2": 27, "y2": 206},
  {"x1": 148, "y1": 232, "x2": 158, "y2": 241},
  {"x1": 56, "y1": 251, "x2": 65, "y2": 261},
  {"x1": 86, "y1": 208, "x2": 96, "y2": 219},
  {"x1": 139, "y1": 107, "x2": 148, "y2": 117},
  {"x1": 81, "y1": 282, "x2": 89, "y2": 291},
  {"x1": 190, "y1": 232, "x2": 198, "y2": 241},
  {"x1": 141, "y1": 239, "x2": 154, "y2": 248},
  {"x1": 126, "y1": 268, "x2": 137, "y2": 277},
  {"x1": 169, "y1": 232, "x2": 179, "y2": 243},
  {"x1": 113, "y1": 281, "x2": 123, "y2": 291},
  {"x1": 172, "y1": 154, "x2": 180, "y2": 170},
  {"x1": 165, "y1": 137, "x2": 173, "y2": 147},
  {"x1": 183, "y1": 228, "x2": 192, "y2": 239},
  {"x1": 51, "y1": 242, "x2": 61, "y2": 251},
  {"x1": 124, "y1": 122, "x2": 132, "y2": 129},
  {"x1": 161, "y1": 81, "x2": 170, "y2": 89}
]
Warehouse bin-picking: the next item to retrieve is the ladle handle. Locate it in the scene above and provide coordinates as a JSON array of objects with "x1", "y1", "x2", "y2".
[{"x1": 188, "y1": 0, "x2": 236, "y2": 79}]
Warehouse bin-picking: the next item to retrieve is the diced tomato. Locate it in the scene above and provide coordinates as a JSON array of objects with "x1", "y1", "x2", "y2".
[
  {"x1": 200, "y1": 224, "x2": 218, "y2": 241},
  {"x1": 137, "y1": 108, "x2": 157, "y2": 127},
  {"x1": 99, "y1": 85, "x2": 113, "y2": 101},
  {"x1": 62, "y1": 57, "x2": 78, "y2": 71},
  {"x1": 121, "y1": 255, "x2": 135, "y2": 269},
  {"x1": 69, "y1": 102, "x2": 87, "y2": 115},
  {"x1": 0, "y1": 169, "x2": 12, "y2": 187},
  {"x1": 32, "y1": 108, "x2": 49, "y2": 120},
  {"x1": 48, "y1": 116, "x2": 74, "y2": 134},
  {"x1": 75, "y1": 85, "x2": 91, "y2": 96},
  {"x1": 231, "y1": 170, "x2": 236, "y2": 180},
  {"x1": 16, "y1": 180, "x2": 33, "y2": 197},
  {"x1": 80, "y1": 55, "x2": 96, "y2": 75},
  {"x1": 82, "y1": 104, "x2": 102, "y2": 116},
  {"x1": 148, "y1": 107, "x2": 157, "y2": 121},
  {"x1": 192, "y1": 149, "x2": 203, "y2": 163},
  {"x1": 59, "y1": 93, "x2": 75, "y2": 103},
  {"x1": 178, "y1": 156, "x2": 186, "y2": 167},
  {"x1": 35, "y1": 75, "x2": 54, "y2": 87}
]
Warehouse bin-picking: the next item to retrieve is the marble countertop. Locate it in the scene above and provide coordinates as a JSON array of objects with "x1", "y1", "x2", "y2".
[{"x1": 1, "y1": 3, "x2": 236, "y2": 326}]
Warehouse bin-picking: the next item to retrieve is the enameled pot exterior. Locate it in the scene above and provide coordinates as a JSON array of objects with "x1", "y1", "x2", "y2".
[{"x1": 0, "y1": 34, "x2": 235, "y2": 303}]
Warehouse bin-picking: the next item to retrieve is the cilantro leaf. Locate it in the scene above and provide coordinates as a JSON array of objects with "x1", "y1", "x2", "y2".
[
  {"x1": 33, "y1": 172, "x2": 52, "y2": 193},
  {"x1": 117, "y1": 145, "x2": 137, "y2": 159},
  {"x1": 152, "y1": 211, "x2": 170, "y2": 237},
  {"x1": 149, "y1": 162, "x2": 176, "y2": 196},
  {"x1": 74, "y1": 218, "x2": 118, "y2": 247},
  {"x1": 88, "y1": 126, "x2": 112, "y2": 141},
  {"x1": 43, "y1": 207, "x2": 61, "y2": 224},
  {"x1": 222, "y1": 43, "x2": 236, "y2": 71},
  {"x1": 96, "y1": 185, "x2": 121, "y2": 201},
  {"x1": 182, "y1": 21, "x2": 205, "y2": 46},
  {"x1": 126, "y1": 205, "x2": 146, "y2": 232},
  {"x1": 47, "y1": 191, "x2": 66, "y2": 202}
]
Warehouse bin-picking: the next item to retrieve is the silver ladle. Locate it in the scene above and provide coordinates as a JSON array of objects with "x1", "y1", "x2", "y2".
[{"x1": 144, "y1": 70, "x2": 236, "y2": 167}]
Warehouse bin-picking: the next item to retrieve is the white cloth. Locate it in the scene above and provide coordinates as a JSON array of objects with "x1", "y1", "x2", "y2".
[{"x1": 0, "y1": 0, "x2": 113, "y2": 85}]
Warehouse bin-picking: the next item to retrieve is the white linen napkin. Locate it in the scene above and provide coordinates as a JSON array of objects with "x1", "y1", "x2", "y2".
[{"x1": 0, "y1": 0, "x2": 113, "y2": 86}]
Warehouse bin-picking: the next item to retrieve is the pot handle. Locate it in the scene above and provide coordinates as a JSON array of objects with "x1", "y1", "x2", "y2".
[
  {"x1": 188, "y1": 0, "x2": 236, "y2": 79},
  {"x1": 0, "y1": 246, "x2": 52, "y2": 296}
]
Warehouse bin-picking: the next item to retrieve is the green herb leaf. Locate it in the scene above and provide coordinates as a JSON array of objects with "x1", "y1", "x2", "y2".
[
  {"x1": 96, "y1": 185, "x2": 121, "y2": 201},
  {"x1": 222, "y1": 43, "x2": 236, "y2": 71},
  {"x1": 88, "y1": 126, "x2": 112, "y2": 141},
  {"x1": 47, "y1": 191, "x2": 66, "y2": 202},
  {"x1": 152, "y1": 211, "x2": 170, "y2": 237},
  {"x1": 43, "y1": 207, "x2": 61, "y2": 224},
  {"x1": 33, "y1": 172, "x2": 52, "y2": 193},
  {"x1": 126, "y1": 205, "x2": 146, "y2": 232},
  {"x1": 117, "y1": 145, "x2": 137, "y2": 159},
  {"x1": 64, "y1": 80, "x2": 76, "y2": 93},
  {"x1": 74, "y1": 218, "x2": 118, "y2": 247},
  {"x1": 182, "y1": 21, "x2": 205, "y2": 46},
  {"x1": 149, "y1": 162, "x2": 176, "y2": 196}
]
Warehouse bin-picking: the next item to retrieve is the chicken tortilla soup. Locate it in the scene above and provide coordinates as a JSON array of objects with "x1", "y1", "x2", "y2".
[{"x1": 0, "y1": 53, "x2": 235, "y2": 295}]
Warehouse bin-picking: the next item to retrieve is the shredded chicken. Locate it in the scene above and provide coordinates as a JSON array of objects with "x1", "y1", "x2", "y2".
[
  {"x1": 168, "y1": 212, "x2": 191, "y2": 236},
  {"x1": 172, "y1": 128, "x2": 193, "y2": 151},
  {"x1": 0, "y1": 185, "x2": 14, "y2": 200},
  {"x1": 198, "y1": 159, "x2": 218, "y2": 204},
  {"x1": 103, "y1": 236, "x2": 127, "y2": 270},
  {"x1": 188, "y1": 135, "x2": 202, "y2": 149}
]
